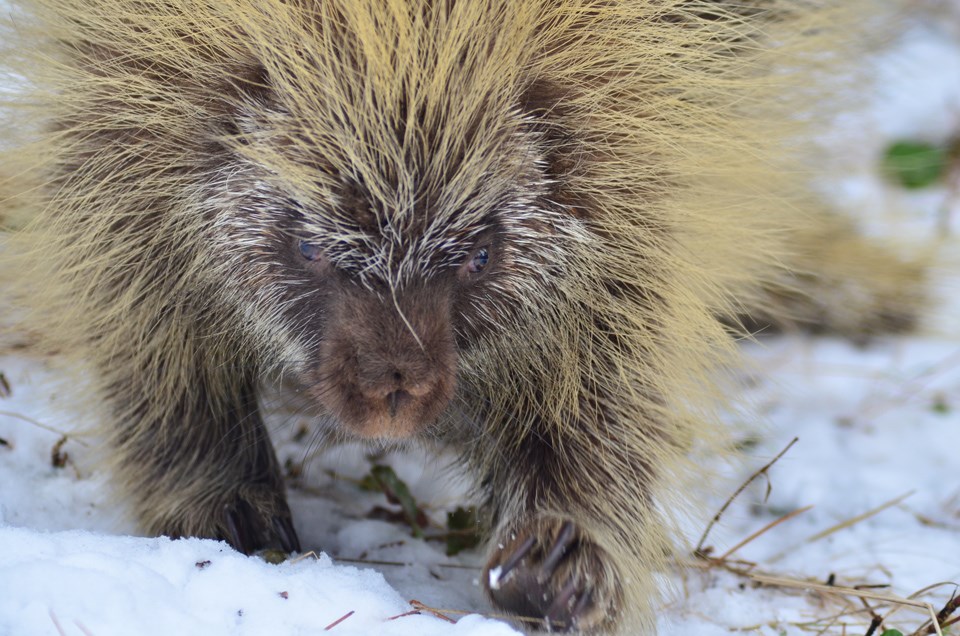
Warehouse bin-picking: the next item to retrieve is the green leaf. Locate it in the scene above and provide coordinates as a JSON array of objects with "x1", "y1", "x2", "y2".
[
  {"x1": 445, "y1": 506, "x2": 482, "y2": 556},
  {"x1": 260, "y1": 549, "x2": 288, "y2": 565},
  {"x1": 366, "y1": 464, "x2": 426, "y2": 538},
  {"x1": 358, "y1": 472, "x2": 382, "y2": 492},
  {"x1": 880, "y1": 629, "x2": 904, "y2": 636},
  {"x1": 882, "y1": 141, "x2": 947, "y2": 189}
]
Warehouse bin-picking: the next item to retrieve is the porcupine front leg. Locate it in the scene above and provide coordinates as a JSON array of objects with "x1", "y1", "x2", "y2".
[
  {"x1": 484, "y1": 514, "x2": 623, "y2": 633},
  {"x1": 477, "y1": 398, "x2": 662, "y2": 632},
  {"x1": 106, "y1": 361, "x2": 300, "y2": 555}
]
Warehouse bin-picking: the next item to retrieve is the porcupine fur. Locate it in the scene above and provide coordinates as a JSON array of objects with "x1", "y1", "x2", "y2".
[{"x1": 0, "y1": 0, "x2": 927, "y2": 633}]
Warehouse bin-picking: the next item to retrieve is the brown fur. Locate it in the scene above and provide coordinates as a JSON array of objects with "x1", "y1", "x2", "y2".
[{"x1": 0, "y1": 1, "x2": 925, "y2": 633}]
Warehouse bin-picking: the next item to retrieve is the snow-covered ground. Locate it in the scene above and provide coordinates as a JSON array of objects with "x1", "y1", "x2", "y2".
[{"x1": 2, "y1": 8, "x2": 959, "y2": 636}]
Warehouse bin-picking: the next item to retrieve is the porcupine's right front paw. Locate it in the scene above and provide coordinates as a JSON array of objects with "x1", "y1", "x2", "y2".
[
  {"x1": 218, "y1": 482, "x2": 301, "y2": 555},
  {"x1": 483, "y1": 518, "x2": 622, "y2": 633},
  {"x1": 156, "y1": 482, "x2": 301, "y2": 555}
]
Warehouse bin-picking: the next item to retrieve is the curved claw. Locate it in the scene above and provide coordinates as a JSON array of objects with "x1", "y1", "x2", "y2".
[
  {"x1": 272, "y1": 515, "x2": 301, "y2": 553},
  {"x1": 569, "y1": 589, "x2": 594, "y2": 628},
  {"x1": 539, "y1": 521, "x2": 576, "y2": 584},
  {"x1": 222, "y1": 498, "x2": 301, "y2": 556},
  {"x1": 224, "y1": 503, "x2": 257, "y2": 554},
  {"x1": 492, "y1": 535, "x2": 536, "y2": 588},
  {"x1": 545, "y1": 578, "x2": 579, "y2": 629}
]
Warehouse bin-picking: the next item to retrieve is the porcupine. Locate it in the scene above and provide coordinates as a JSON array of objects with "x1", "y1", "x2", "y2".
[{"x1": 0, "y1": 0, "x2": 926, "y2": 633}]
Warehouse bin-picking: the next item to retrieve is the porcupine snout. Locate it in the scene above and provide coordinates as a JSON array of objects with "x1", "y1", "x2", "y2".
[{"x1": 311, "y1": 281, "x2": 457, "y2": 440}]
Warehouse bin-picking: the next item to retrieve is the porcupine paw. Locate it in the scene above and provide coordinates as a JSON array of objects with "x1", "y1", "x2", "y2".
[
  {"x1": 483, "y1": 519, "x2": 621, "y2": 633},
  {"x1": 218, "y1": 483, "x2": 301, "y2": 556}
]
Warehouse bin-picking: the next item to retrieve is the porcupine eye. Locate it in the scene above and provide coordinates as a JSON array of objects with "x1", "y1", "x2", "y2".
[
  {"x1": 466, "y1": 246, "x2": 490, "y2": 274},
  {"x1": 298, "y1": 240, "x2": 324, "y2": 262}
]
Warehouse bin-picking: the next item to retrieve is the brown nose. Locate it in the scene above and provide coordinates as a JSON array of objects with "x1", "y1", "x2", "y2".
[
  {"x1": 331, "y1": 352, "x2": 452, "y2": 438},
  {"x1": 357, "y1": 367, "x2": 437, "y2": 414},
  {"x1": 312, "y1": 281, "x2": 457, "y2": 439}
]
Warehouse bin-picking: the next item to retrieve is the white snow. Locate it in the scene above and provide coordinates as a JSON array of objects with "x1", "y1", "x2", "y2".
[
  {"x1": 0, "y1": 525, "x2": 517, "y2": 636},
  {"x1": 487, "y1": 567, "x2": 504, "y2": 591},
  {"x1": 2, "y1": 9, "x2": 959, "y2": 636}
]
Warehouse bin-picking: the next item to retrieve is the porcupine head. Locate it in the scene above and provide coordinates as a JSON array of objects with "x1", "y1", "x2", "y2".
[{"x1": 0, "y1": 0, "x2": 888, "y2": 633}]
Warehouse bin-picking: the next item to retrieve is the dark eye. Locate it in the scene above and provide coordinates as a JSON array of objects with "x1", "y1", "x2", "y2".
[
  {"x1": 298, "y1": 240, "x2": 324, "y2": 262},
  {"x1": 466, "y1": 246, "x2": 490, "y2": 274}
]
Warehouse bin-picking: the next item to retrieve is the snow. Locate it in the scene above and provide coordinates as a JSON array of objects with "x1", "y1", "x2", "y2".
[
  {"x1": 0, "y1": 526, "x2": 516, "y2": 636},
  {"x1": 659, "y1": 336, "x2": 960, "y2": 635},
  {"x1": 2, "y1": 9, "x2": 959, "y2": 636}
]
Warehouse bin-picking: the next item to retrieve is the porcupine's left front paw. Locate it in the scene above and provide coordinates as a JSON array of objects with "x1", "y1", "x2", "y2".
[{"x1": 483, "y1": 518, "x2": 622, "y2": 632}]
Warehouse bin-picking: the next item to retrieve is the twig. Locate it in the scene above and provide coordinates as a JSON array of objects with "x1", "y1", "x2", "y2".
[
  {"x1": 750, "y1": 575, "x2": 943, "y2": 636},
  {"x1": 410, "y1": 600, "x2": 456, "y2": 624},
  {"x1": 863, "y1": 614, "x2": 882, "y2": 636},
  {"x1": 933, "y1": 589, "x2": 959, "y2": 627},
  {"x1": 883, "y1": 581, "x2": 954, "y2": 626},
  {"x1": 808, "y1": 491, "x2": 914, "y2": 543},
  {"x1": 858, "y1": 594, "x2": 884, "y2": 636},
  {"x1": 906, "y1": 585, "x2": 959, "y2": 636},
  {"x1": 0, "y1": 410, "x2": 87, "y2": 445},
  {"x1": 767, "y1": 491, "x2": 914, "y2": 563},
  {"x1": 323, "y1": 610, "x2": 354, "y2": 631},
  {"x1": 386, "y1": 603, "x2": 556, "y2": 626},
  {"x1": 74, "y1": 621, "x2": 95, "y2": 636},
  {"x1": 289, "y1": 550, "x2": 321, "y2": 565},
  {"x1": 804, "y1": 605, "x2": 888, "y2": 636},
  {"x1": 49, "y1": 611, "x2": 67, "y2": 636},
  {"x1": 334, "y1": 556, "x2": 479, "y2": 570},
  {"x1": 386, "y1": 609, "x2": 421, "y2": 621},
  {"x1": 695, "y1": 437, "x2": 799, "y2": 556},
  {"x1": 719, "y1": 505, "x2": 814, "y2": 560}
]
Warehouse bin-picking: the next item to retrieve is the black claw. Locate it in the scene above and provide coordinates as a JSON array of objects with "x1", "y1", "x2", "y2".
[
  {"x1": 569, "y1": 587, "x2": 593, "y2": 627},
  {"x1": 224, "y1": 505, "x2": 253, "y2": 554},
  {"x1": 538, "y1": 521, "x2": 576, "y2": 583},
  {"x1": 272, "y1": 515, "x2": 301, "y2": 553},
  {"x1": 496, "y1": 535, "x2": 536, "y2": 585},
  {"x1": 545, "y1": 579, "x2": 579, "y2": 629}
]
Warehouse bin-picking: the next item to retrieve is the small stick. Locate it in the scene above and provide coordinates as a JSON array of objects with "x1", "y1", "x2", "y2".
[
  {"x1": 933, "y1": 590, "x2": 959, "y2": 627},
  {"x1": 907, "y1": 586, "x2": 959, "y2": 636},
  {"x1": 323, "y1": 610, "x2": 355, "y2": 631},
  {"x1": 289, "y1": 550, "x2": 321, "y2": 565},
  {"x1": 48, "y1": 611, "x2": 67, "y2": 636},
  {"x1": 0, "y1": 410, "x2": 88, "y2": 445},
  {"x1": 718, "y1": 505, "x2": 814, "y2": 560},
  {"x1": 74, "y1": 622, "x2": 95, "y2": 636},
  {"x1": 750, "y1": 575, "x2": 943, "y2": 636},
  {"x1": 806, "y1": 605, "x2": 888, "y2": 636},
  {"x1": 863, "y1": 615, "x2": 883, "y2": 636},
  {"x1": 858, "y1": 594, "x2": 885, "y2": 636},
  {"x1": 410, "y1": 600, "x2": 456, "y2": 624},
  {"x1": 386, "y1": 603, "x2": 551, "y2": 626},
  {"x1": 767, "y1": 491, "x2": 914, "y2": 563},
  {"x1": 751, "y1": 575, "x2": 931, "y2": 611},
  {"x1": 335, "y1": 556, "x2": 479, "y2": 570},
  {"x1": 884, "y1": 581, "x2": 956, "y2": 626},
  {"x1": 385, "y1": 609, "x2": 421, "y2": 621},
  {"x1": 805, "y1": 491, "x2": 914, "y2": 544},
  {"x1": 695, "y1": 437, "x2": 798, "y2": 555}
]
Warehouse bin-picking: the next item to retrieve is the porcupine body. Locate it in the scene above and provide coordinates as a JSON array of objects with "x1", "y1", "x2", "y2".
[{"x1": 0, "y1": 0, "x2": 925, "y2": 633}]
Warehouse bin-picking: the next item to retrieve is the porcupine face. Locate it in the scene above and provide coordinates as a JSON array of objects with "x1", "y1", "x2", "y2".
[{"x1": 205, "y1": 62, "x2": 574, "y2": 440}]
